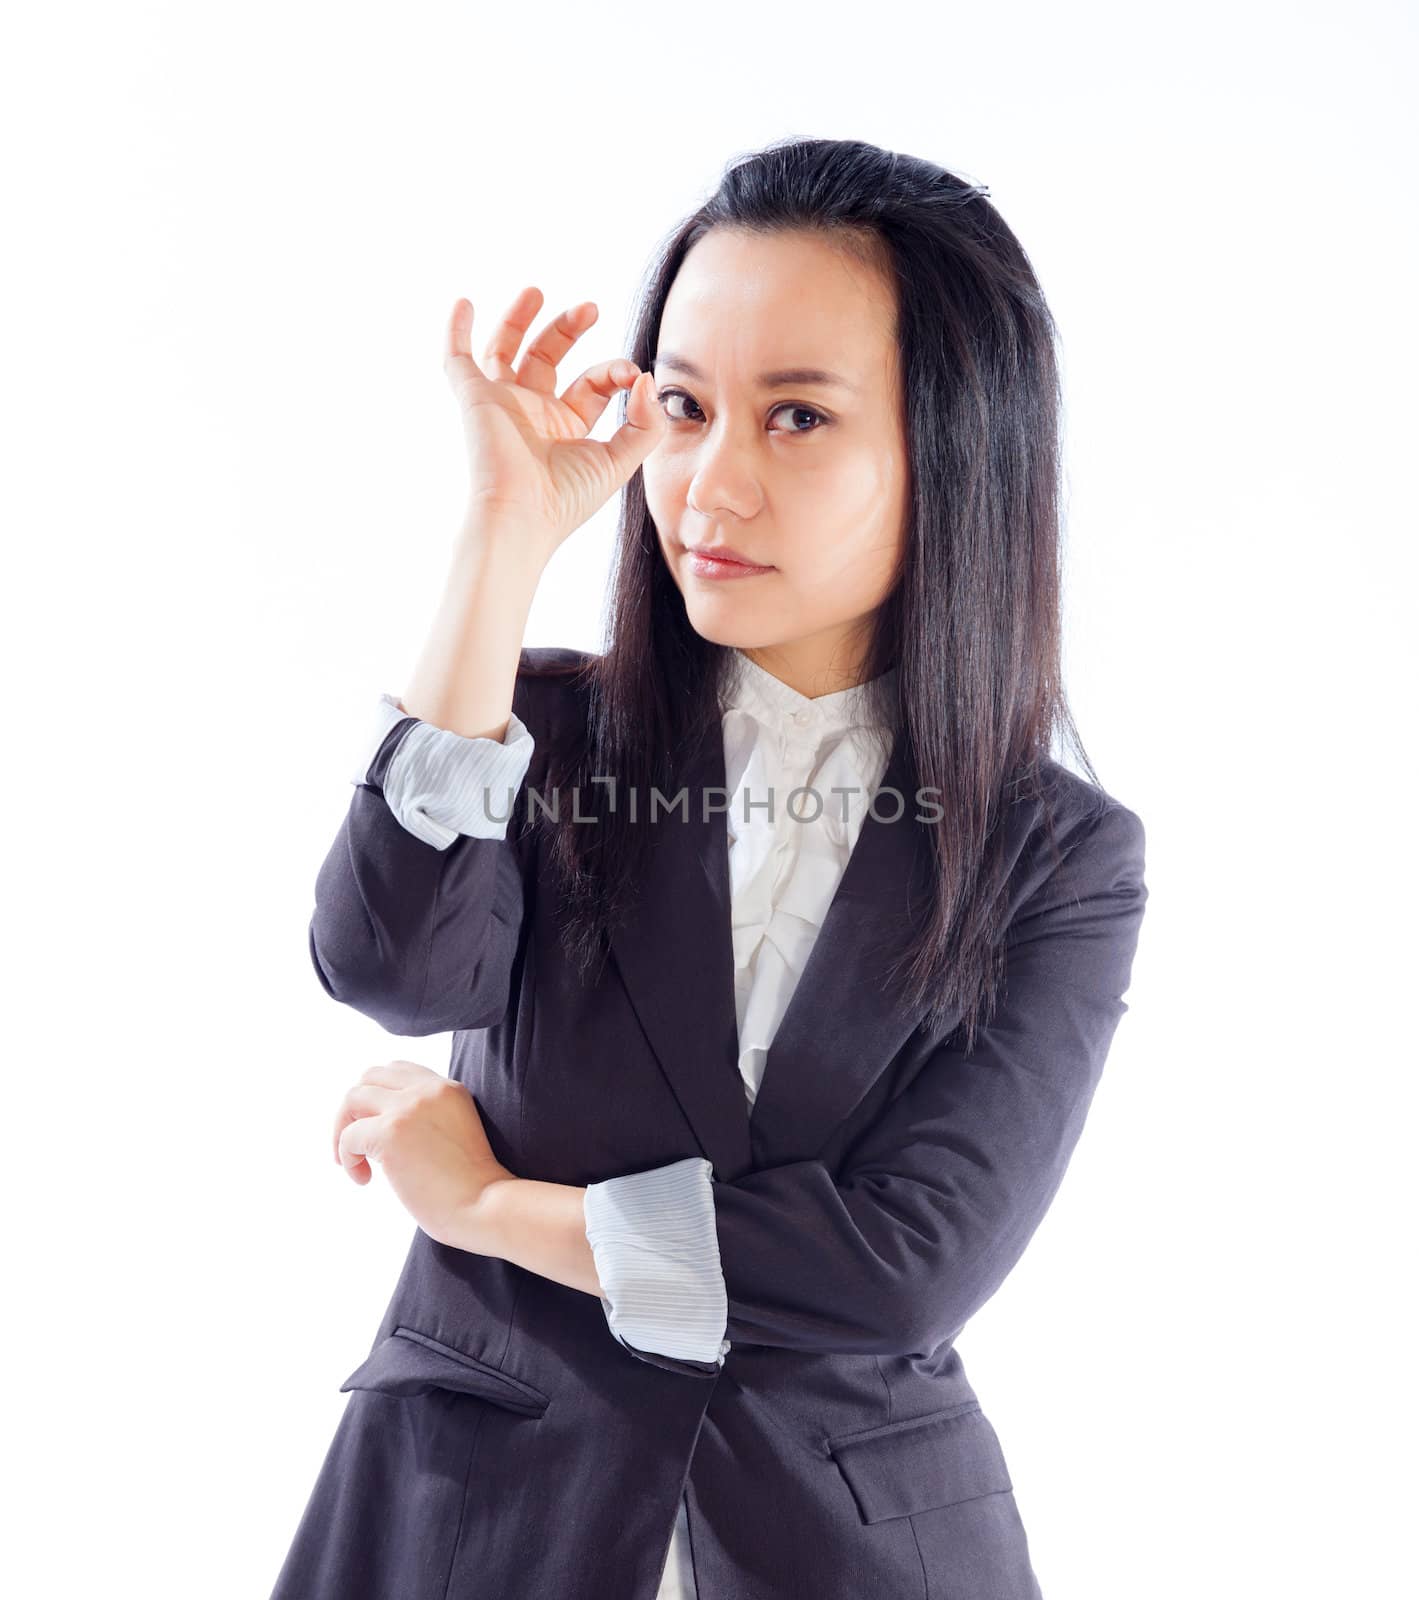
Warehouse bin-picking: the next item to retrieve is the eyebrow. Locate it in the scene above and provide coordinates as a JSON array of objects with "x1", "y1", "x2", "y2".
[{"x1": 653, "y1": 351, "x2": 858, "y2": 392}]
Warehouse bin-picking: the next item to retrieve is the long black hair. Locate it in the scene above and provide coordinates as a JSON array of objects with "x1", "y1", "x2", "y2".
[{"x1": 528, "y1": 135, "x2": 1101, "y2": 1052}]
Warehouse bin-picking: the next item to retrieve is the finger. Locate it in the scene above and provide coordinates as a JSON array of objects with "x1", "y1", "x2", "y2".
[
  {"x1": 337, "y1": 1110, "x2": 384, "y2": 1177},
  {"x1": 359, "y1": 1059, "x2": 428, "y2": 1088},
  {"x1": 514, "y1": 301, "x2": 599, "y2": 395},
  {"x1": 443, "y1": 298, "x2": 494, "y2": 397},
  {"x1": 598, "y1": 369, "x2": 669, "y2": 482},
  {"x1": 481, "y1": 285, "x2": 546, "y2": 382},
  {"x1": 557, "y1": 357, "x2": 644, "y2": 433},
  {"x1": 332, "y1": 1083, "x2": 397, "y2": 1164},
  {"x1": 343, "y1": 1152, "x2": 372, "y2": 1185}
]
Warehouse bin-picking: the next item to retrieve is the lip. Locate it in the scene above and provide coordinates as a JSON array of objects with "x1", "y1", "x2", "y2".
[{"x1": 683, "y1": 544, "x2": 775, "y2": 580}]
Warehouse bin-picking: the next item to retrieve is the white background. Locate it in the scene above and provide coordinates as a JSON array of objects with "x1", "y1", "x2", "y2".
[{"x1": 3, "y1": 2, "x2": 1414, "y2": 1594}]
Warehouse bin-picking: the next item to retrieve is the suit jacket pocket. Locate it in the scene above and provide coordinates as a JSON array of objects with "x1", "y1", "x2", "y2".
[
  {"x1": 339, "y1": 1325, "x2": 551, "y2": 1418},
  {"x1": 827, "y1": 1401, "x2": 1013, "y2": 1523}
]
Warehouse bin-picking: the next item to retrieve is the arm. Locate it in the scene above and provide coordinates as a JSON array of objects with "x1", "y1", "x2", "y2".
[
  {"x1": 470, "y1": 1161, "x2": 731, "y2": 1379},
  {"x1": 710, "y1": 799, "x2": 1148, "y2": 1357},
  {"x1": 582, "y1": 1157, "x2": 731, "y2": 1374},
  {"x1": 308, "y1": 522, "x2": 551, "y2": 1038},
  {"x1": 352, "y1": 691, "x2": 536, "y2": 850},
  {"x1": 308, "y1": 695, "x2": 537, "y2": 1035},
  {"x1": 472, "y1": 801, "x2": 1147, "y2": 1369}
]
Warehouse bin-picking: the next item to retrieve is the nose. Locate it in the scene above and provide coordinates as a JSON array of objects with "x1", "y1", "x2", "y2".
[{"x1": 685, "y1": 443, "x2": 763, "y2": 521}]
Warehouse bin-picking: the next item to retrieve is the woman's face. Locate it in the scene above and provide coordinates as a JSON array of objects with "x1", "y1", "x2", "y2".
[{"x1": 642, "y1": 227, "x2": 910, "y2": 695}]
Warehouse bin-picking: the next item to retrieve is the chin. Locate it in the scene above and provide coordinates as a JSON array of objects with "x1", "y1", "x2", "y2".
[
  {"x1": 681, "y1": 601, "x2": 792, "y2": 653},
  {"x1": 683, "y1": 613, "x2": 752, "y2": 649}
]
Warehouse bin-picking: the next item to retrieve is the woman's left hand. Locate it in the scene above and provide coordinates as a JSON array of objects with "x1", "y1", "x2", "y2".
[{"x1": 333, "y1": 1060, "x2": 514, "y2": 1252}]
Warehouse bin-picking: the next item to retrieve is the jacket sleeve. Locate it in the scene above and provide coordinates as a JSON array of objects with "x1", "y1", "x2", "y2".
[
  {"x1": 583, "y1": 1157, "x2": 732, "y2": 1377},
  {"x1": 307, "y1": 691, "x2": 538, "y2": 1037},
  {"x1": 707, "y1": 800, "x2": 1149, "y2": 1358},
  {"x1": 354, "y1": 691, "x2": 536, "y2": 849},
  {"x1": 584, "y1": 799, "x2": 1148, "y2": 1370}
]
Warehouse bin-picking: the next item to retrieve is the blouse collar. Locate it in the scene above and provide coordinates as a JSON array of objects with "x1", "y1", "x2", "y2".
[{"x1": 719, "y1": 647, "x2": 898, "y2": 739}]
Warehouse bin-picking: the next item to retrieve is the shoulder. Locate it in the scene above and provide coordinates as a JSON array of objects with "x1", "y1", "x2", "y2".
[
  {"x1": 518, "y1": 644, "x2": 601, "y2": 677},
  {"x1": 508, "y1": 647, "x2": 600, "y2": 785},
  {"x1": 510, "y1": 645, "x2": 599, "y2": 728},
  {"x1": 1033, "y1": 758, "x2": 1145, "y2": 857},
  {"x1": 1001, "y1": 757, "x2": 1147, "y2": 917}
]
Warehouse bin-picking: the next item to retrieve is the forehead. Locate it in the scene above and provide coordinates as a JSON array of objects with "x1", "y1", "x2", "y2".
[{"x1": 657, "y1": 228, "x2": 896, "y2": 384}]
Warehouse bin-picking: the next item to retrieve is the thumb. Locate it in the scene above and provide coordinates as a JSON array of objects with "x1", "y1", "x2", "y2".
[{"x1": 600, "y1": 369, "x2": 666, "y2": 486}]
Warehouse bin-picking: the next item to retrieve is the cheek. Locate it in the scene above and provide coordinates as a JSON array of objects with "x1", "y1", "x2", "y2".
[
  {"x1": 640, "y1": 454, "x2": 685, "y2": 518},
  {"x1": 796, "y1": 449, "x2": 906, "y2": 585},
  {"x1": 782, "y1": 515, "x2": 904, "y2": 599},
  {"x1": 810, "y1": 440, "x2": 903, "y2": 510}
]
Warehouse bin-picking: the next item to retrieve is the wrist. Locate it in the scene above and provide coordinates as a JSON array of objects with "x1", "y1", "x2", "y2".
[
  {"x1": 456, "y1": 1174, "x2": 603, "y2": 1298},
  {"x1": 452, "y1": 1170, "x2": 519, "y2": 1258},
  {"x1": 456, "y1": 509, "x2": 558, "y2": 576}
]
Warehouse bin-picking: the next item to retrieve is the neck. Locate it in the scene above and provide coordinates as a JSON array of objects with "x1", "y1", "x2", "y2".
[{"x1": 737, "y1": 629, "x2": 880, "y2": 701}]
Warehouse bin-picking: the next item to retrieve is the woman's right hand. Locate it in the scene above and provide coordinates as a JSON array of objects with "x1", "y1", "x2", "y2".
[{"x1": 443, "y1": 287, "x2": 666, "y2": 564}]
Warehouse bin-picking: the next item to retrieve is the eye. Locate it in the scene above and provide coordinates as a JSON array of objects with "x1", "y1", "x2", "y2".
[
  {"x1": 656, "y1": 387, "x2": 829, "y2": 436},
  {"x1": 768, "y1": 402, "x2": 829, "y2": 435},
  {"x1": 657, "y1": 388, "x2": 704, "y2": 424}
]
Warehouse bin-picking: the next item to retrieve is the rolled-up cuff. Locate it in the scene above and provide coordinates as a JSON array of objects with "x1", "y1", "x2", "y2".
[
  {"x1": 351, "y1": 691, "x2": 536, "y2": 848},
  {"x1": 583, "y1": 1156, "x2": 731, "y2": 1370}
]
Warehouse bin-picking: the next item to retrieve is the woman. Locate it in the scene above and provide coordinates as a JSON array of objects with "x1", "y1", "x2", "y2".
[{"x1": 272, "y1": 137, "x2": 1148, "y2": 1600}]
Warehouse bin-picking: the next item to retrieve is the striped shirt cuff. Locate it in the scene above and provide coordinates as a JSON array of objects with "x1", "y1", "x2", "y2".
[
  {"x1": 351, "y1": 691, "x2": 536, "y2": 849},
  {"x1": 583, "y1": 1156, "x2": 732, "y2": 1369}
]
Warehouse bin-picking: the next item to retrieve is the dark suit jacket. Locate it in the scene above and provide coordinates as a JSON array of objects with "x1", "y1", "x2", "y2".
[{"x1": 271, "y1": 646, "x2": 1149, "y2": 1600}]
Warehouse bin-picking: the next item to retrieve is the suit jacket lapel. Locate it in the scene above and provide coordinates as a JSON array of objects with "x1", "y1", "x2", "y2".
[
  {"x1": 606, "y1": 715, "x2": 752, "y2": 1180},
  {"x1": 607, "y1": 715, "x2": 946, "y2": 1182}
]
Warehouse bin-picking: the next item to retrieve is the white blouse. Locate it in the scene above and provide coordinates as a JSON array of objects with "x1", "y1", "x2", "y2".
[
  {"x1": 718, "y1": 648, "x2": 897, "y2": 1114},
  {"x1": 352, "y1": 646, "x2": 898, "y2": 1600}
]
